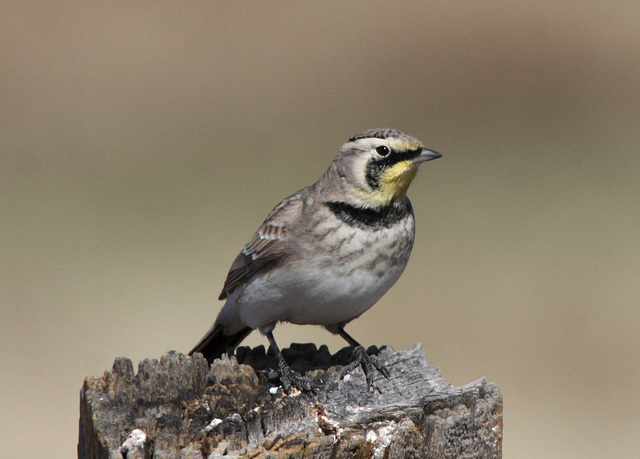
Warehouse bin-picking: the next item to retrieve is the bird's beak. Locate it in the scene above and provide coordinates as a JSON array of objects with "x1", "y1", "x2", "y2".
[{"x1": 412, "y1": 148, "x2": 443, "y2": 164}]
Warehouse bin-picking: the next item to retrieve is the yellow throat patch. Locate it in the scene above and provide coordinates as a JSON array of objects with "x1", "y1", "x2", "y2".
[
  {"x1": 378, "y1": 160, "x2": 419, "y2": 203},
  {"x1": 349, "y1": 159, "x2": 419, "y2": 207}
]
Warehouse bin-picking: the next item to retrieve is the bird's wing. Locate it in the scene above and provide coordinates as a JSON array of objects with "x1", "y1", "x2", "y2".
[{"x1": 219, "y1": 193, "x2": 304, "y2": 300}]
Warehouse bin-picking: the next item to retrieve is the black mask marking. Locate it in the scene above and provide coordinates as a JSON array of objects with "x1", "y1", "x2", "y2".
[{"x1": 365, "y1": 148, "x2": 423, "y2": 189}]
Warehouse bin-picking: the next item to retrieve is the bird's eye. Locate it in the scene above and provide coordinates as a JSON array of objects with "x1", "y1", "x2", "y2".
[{"x1": 375, "y1": 145, "x2": 390, "y2": 157}]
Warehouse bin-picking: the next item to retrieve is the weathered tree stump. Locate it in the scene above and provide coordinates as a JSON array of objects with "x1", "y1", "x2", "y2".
[{"x1": 78, "y1": 344, "x2": 502, "y2": 458}]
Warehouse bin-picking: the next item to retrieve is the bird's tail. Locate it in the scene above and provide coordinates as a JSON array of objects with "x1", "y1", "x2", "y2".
[{"x1": 189, "y1": 324, "x2": 252, "y2": 364}]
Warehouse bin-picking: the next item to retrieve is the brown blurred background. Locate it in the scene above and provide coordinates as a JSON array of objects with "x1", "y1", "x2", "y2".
[{"x1": 2, "y1": 2, "x2": 639, "y2": 457}]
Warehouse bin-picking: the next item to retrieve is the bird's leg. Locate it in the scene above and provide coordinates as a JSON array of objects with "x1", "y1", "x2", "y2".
[
  {"x1": 337, "y1": 327, "x2": 390, "y2": 390},
  {"x1": 265, "y1": 331, "x2": 318, "y2": 393}
]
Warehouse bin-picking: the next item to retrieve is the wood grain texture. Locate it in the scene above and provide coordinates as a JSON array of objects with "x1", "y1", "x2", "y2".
[{"x1": 79, "y1": 344, "x2": 502, "y2": 458}]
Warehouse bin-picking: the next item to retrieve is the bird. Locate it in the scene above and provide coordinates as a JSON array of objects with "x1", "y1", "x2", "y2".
[{"x1": 190, "y1": 128, "x2": 442, "y2": 392}]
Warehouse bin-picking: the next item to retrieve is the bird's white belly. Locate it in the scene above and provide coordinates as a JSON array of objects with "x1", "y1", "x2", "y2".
[
  {"x1": 235, "y1": 222, "x2": 413, "y2": 329},
  {"x1": 286, "y1": 261, "x2": 404, "y2": 325}
]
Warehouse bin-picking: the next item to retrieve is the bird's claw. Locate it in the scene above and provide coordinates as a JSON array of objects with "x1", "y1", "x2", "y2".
[
  {"x1": 276, "y1": 352, "x2": 319, "y2": 394},
  {"x1": 340, "y1": 345, "x2": 389, "y2": 390}
]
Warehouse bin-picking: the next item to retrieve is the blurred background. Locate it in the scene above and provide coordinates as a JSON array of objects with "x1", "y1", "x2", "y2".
[{"x1": 2, "y1": 2, "x2": 639, "y2": 457}]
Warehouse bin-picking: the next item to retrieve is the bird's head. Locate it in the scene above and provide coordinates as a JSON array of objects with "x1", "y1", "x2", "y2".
[{"x1": 332, "y1": 128, "x2": 442, "y2": 207}]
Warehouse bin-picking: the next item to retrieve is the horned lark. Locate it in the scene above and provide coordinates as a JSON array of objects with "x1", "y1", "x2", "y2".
[{"x1": 190, "y1": 128, "x2": 441, "y2": 392}]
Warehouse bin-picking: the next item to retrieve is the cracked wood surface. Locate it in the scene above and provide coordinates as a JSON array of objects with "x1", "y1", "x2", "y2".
[{"x1": 78, "y1": 344, "x2": 502, "y2": 458}]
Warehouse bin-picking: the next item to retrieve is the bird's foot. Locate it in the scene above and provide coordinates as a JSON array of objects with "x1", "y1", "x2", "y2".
[
  {"x1": 275, "y1": 351, "x2": 319, "y2": 394},
  {"x1": 339, "y1": 345, "x2": 390, "y2": 390}
]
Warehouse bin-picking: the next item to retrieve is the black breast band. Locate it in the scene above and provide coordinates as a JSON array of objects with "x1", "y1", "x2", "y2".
[{"x1": 326, "y1": 200, "x2": 413, "y2": 230}]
